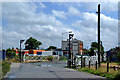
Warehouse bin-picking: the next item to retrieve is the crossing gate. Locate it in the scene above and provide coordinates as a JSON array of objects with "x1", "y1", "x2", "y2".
[{"x1": 23, "y1": 54, "x2": 59, "y2": 62}]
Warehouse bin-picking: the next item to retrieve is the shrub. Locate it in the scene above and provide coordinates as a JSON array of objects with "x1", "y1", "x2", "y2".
[
  {"x1": 6, "y1": 49, "x2": 16, "y2": 59},
  {"x1": 59, "y1": 56, "x2": 67, "y2": 61},
  {"x1": 47, "y1": 56, "x2": 53, "y2": 61}
]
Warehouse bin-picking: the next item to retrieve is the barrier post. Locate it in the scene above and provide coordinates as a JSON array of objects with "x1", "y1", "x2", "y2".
[
  {"x1": 107, "y1": 62, "x2": 109, "y2": 72},
  {"x1": 89, "y1": 61, "x2": 90, "y2": 68},
  {"x1": 81, "y1": 56, "x2": 83, "y2": 68},
  {"x1": 96, "y1": 61, "x2": 97, "y2": 70}
]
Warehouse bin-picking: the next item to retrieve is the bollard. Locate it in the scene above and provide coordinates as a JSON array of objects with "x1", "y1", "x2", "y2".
[
  {"x1": 2, "y1": 50, "x2": 6, "y2": 61},
  {"x1": 83, "y1": 58, "x2": 85, "y2": 67},
  {"x1": 81, "y1": 56, "x2": 83, "y2": 68},
  {"x1": 89, "y1": 61, "x2": 90, "y2": 68},
  {"x1": 96, "y1": 61, "x2": 97, "y2": 70},
  {"x1": 107, "y1": 62, "x2": 109, "y2": 72}
]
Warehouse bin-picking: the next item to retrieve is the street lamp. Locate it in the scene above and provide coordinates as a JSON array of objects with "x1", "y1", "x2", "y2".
[{"x1": 20, "y1": 39, "x2": 25, "y2": 62}]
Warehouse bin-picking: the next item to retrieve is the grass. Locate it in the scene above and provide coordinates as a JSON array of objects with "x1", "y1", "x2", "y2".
[
  {"x1": 77, "y1": 67, "x2": 116, "y2": 78},
  {"x1": 1, "y1": 56, "x2": 20, "y2": 79},
  {"x1": 101, "y1": 62, "x2": 120, "y2": 67},
  {"x1": 6, "y1": 58, "x2": 20, "y2": 63},
  {"x1": 59, "y1": 56, "x2": 68, "y2": 61},
  {"x1": 2, "y1": 61, "x2": 10, "y2": 79},
  {"x1": 59, "y1": 59, "x2": 68, "y2": 61},
  {"x1": 74, "y1": 64, "x2": 120, "y2": 79},
  {"x1": 0, "y1": 61, "x2": 2, "y2": 79}
]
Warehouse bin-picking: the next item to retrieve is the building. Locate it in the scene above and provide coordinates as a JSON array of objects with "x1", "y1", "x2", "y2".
[{"x1": 62, "y1": 38, "x2": 83, "y2": 55}]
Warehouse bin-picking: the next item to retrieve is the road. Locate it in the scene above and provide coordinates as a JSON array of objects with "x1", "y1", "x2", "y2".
[{"x1": 5, "y1": 61, "x2": 106, "y2": 79}]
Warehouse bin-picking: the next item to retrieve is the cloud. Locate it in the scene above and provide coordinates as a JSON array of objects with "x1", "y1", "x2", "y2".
[
  {"x1": 2, "y1": 2, "x2": 73, "y2": 49},
  {"x1": 54, "y1": 2, "x2": 118, "y2": 13},
  {"x1": 81, "y1": 2, "x2": 118, "y2": 12},
  {"x1": 68, "y1": 7, "x2": 80, "y2": 16},
  {"x1": 52, "y1": 10, "x2": 67, "y2": 19},
  {"x1": 39, "y1": 2, "x2": 46, "y2": 8},
  {"x1": 2, "y1": 2, "x2": 118, "y2": 51},
  {"x1": 72, "y1": 12, "x2": 118, "y2": 50}
]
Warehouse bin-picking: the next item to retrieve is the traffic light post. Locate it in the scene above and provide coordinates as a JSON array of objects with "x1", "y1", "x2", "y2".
[
  {"x1": 68, "y1": 34, "x2": 74, "y2": 68},
  {"x1": 20, "y1": 40, "x2": 25, "y2": 62}
]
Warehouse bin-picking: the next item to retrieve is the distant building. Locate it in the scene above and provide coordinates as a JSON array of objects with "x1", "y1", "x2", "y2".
[{"x1": 62, "y1": 38, "x2": 83, "y2": 55}]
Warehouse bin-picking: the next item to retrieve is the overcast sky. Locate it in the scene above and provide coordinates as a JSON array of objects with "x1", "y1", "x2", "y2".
[{"x1": 2, "y1": 2, "x2": 118, "y2": 51}]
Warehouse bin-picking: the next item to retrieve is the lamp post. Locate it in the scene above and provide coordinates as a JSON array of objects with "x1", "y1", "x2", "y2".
[{"x1": 20, "y1": 39, "x2": 25, "y2": 62}]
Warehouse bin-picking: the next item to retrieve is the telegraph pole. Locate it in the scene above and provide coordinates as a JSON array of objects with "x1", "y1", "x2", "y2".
[{"x1": 96, "y1": 4, "x2": 101, "y2": 67}]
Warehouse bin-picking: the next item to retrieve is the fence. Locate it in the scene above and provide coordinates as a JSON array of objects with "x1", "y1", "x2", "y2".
[
  {"x1": 76, "y1": 56, "x2": 98, "y2": 66},
  {"x1": 75, "y1": 55, "x2": 120, "y2": 73}
]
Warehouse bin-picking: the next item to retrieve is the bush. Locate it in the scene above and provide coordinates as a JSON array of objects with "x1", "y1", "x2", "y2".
[
  {"x1": 6, "y1": 49, "x2": 16, "y2": 59},
  {"x1": 59, "y1": 56, "x2": 67, "y2": 61},
  {"x1": 47, "y1": 56, "x2": 53, "y2": 61}
]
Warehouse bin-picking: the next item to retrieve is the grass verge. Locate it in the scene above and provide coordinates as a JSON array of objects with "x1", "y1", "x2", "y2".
[
  {"x1": 73, "y1": 67, "x2": 120, "y2": 80},
  {"x1": 2, "y1": 61, "x2": 10, "y2": 78},
  {"x1": 78, "y1": 67, "x2": 114, "y2": 78}
]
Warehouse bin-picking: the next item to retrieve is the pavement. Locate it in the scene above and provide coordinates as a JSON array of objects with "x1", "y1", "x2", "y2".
[{"x1": 4, "y1": 61, "x2": 106, "y2": 79}]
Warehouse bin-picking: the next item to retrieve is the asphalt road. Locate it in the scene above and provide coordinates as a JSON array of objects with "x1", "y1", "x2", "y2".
[{"x1": 5, "y1": 61, "x2": 106, "y2": 79}]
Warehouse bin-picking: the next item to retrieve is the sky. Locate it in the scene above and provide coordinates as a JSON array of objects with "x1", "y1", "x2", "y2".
[{"x1": 1, "y1": 2, "x2": 119, "y2": 51}]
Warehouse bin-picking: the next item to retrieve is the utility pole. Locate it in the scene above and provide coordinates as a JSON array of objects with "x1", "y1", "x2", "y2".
[{"x1": 96, "y1": 4, "x2": 101, "y2": 67}]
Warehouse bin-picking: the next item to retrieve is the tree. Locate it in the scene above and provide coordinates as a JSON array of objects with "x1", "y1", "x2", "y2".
[
  {"x1": 91, "y1": 42, "x2": 98, "y2": 50},
  {"x1": 89, "y1": 42, "x2": 104, "y2": 57},
  {"x1": 25, "y1": 37, "x2": 42, "y2": 50},
  {"x1": 89, "y1": 48, "x2": 94, "y2": 56},
  {"x1": 91, "y1": 42, "x2": 104, "y2": 53},
  {"x1": 46, "y1": 46, "x2": 57, "y2": 50}
]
